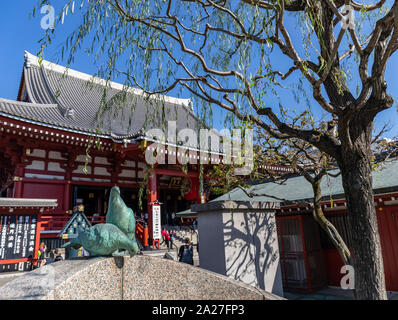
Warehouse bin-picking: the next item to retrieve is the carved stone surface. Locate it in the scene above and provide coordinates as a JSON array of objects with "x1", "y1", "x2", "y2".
[{"x1": 0, "y1": 256, "x2": 284, "y2": 300}]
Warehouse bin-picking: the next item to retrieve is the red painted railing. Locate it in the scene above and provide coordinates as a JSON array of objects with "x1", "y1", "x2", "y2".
[
  {"x1": 136, "y1": 219, "x2": 148, "y2": 249},
  {"x1": 40, "y1": 215, "x2": 106, "y2": 231},
  {"x1": 88, "y1": 216, "x2": 106, "y2": 225}
]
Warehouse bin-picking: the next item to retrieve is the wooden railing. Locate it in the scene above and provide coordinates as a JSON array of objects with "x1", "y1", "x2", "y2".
[
  {"x1": 136, "y1": 219, "x2": 148, "y2": 249},
  {"x1": 40, "y1": 215, "x2": 69, "y2": 231},
  {"x1": 88, "y1": 216, "x2": 106, "y2": 225},
  {"x1": 40, "y1": 215, "x2": 106, "y2": 231}
]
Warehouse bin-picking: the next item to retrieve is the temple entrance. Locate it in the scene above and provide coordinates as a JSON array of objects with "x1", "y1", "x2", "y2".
[
  {"x1": 72, "y1": 185, "x2": 147, "y2": 219},
  {"x1": 119, "y1": 187, "x2": 147, "y2": 219},
  {"x1": 160, "y1": 189, "x2": 193, "y2": 226},
  {"x1": 72, "y1": 186, "x2": 106, "y2": 217}
]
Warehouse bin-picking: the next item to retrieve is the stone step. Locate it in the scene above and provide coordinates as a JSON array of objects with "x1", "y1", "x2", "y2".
[{"x1": 0, "y1": 272, "x2": 29, "y2": 288}]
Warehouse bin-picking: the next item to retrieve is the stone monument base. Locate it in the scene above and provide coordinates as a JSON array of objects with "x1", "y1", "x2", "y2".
[{"x1": 0, "y1": 255, "x2": 283, "y2": 300}]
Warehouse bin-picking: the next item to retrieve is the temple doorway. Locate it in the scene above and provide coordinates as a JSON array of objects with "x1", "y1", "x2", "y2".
[
  {"x1": 72, "y1": 185, "x2": 147, "y2": 219},
  {"x1": 160, "y1": 189, "x2": 193, "y2": 226},
  {"x1": 72, "y1": 185, "x2": 106, "y2": 217}
]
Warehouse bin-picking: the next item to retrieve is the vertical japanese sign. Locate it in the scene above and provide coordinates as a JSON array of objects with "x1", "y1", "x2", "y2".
[
  {"x1": 0, "y1": 214, "x2": 38, "y2": 272},
  {"x1": 152, "y1": 205, "x2": 161, "y2": 240}
]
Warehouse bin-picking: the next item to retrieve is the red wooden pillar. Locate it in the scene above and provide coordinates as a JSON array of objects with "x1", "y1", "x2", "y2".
[
  {"x1": 147, "y1": 171, "x2": 158, "y2": 245},
  {"x1": 143, "y1": 224, "x2": 149, "y2": 248},
  {"x1": 65, "y1": 152, "x2": 78, "y2": 214},
  {"x1": 13, "y1": 165, "x2": 25, "y2": 198},
  {"x1": 64, "y1": 181, "x2": 72, "y2": 213}
]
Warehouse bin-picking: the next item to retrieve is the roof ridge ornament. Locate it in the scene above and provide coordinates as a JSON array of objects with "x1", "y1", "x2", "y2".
[
  {"x1": 24, "y1": 51, "x2": 32, "y2": 68},
  {"x1": 65, "y1": 108, "x2": 76, "y2": 120}
]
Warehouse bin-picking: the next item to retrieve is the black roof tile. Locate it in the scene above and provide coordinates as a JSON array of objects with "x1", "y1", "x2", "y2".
[{"x1": 0, "y1": 52, "x2": 202, "y2": 143}]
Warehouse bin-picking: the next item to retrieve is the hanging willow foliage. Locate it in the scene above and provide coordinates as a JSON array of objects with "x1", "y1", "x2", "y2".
[{"x1": 32, "y1": 0, "x2": 398, "y2": 300}]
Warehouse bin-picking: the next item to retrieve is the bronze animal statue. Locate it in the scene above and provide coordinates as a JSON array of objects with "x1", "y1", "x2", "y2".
[
  {"x1": 62, "y1": 223, "x2": 138, "y2": 257},
  {"x1": 106, "y1": 186, "x2": 136, "y2": 241},
  {"x1": 63, "y1": 186, "x2": 139, "y2": 257}
]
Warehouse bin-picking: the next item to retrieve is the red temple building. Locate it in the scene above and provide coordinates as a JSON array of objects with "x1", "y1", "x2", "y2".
[
  {"x1": 0, "y1": 51, "x2": 226, "y2": 248},
  {"x1": 184, "y1": 161, "x2": 398, "y2": 293}
]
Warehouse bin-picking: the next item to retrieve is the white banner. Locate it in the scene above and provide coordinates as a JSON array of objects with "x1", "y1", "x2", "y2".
[{"x1": 152, "y1": 205, "x2": 161, "y2": 240}]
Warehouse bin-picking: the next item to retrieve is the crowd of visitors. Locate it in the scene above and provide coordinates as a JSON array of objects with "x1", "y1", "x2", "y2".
[
  {"x1": 36, "y1": 244, "x2": 64, "y2": 269},
  {"x1": 160, "y1": 228, "x2": 179, "y2": 250}
]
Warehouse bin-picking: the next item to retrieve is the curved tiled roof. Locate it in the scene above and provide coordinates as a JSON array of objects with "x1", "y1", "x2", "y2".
[
  {"x1": 0, "y1": 98, "x2": 66, "y2": 127},
  {"x1": 177, "y1": 159, "x2": 398, "y2": 217},
  {"x1": 210, "y1": 160, "x2": 398, "y2": 203},
  {"x1": 0, "y1": 198, "x2": 58, "y2": 208},
  {"x1": 2, "y1": 52, "x2": 202, "y2": 143}
]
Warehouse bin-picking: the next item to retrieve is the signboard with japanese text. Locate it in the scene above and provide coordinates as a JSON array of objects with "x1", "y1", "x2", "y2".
[
  {"x1": 0, "y1": 261, "x2": 32, "y2": 272},
  {"x1": 0, "y1": 214, "x2": 38, "y2": 269},
  {"x1": 152, "y1": 205, "x2": 161, "y2": 240}
]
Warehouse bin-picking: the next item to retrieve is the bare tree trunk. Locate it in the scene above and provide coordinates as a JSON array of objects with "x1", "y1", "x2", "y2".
[
  {"x1": 310, "y1": 178, "x2": 358, "y2": 299},
  {"x1": 311, "y1": 179, "x2": 352, "y2": 267},
  {"x1": 339, "y1": 137, "x2": 387, "y2": 300}
]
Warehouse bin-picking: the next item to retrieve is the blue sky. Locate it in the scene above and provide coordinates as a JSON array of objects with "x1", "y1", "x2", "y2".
[{"x1": 0, "y1": 1, "x2": 397, "y2": 138}]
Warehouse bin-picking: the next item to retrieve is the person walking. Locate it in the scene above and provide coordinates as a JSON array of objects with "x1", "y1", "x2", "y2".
[
  {"x1": 171, "y1": 212, "x2": 176, "y2": 226},
  {"x1": 166, "y1": 211, "x2": 171, "y2": 226},
  {"x1": 169, "y1": 230, "x2": 176, "y2": 249},
  {"x1": 161, "y1": 227, "x2": 171, "y2": 250},
  {"x1": 54, "y1": 249, "x2": 64, "y2": 262},
  {"x1": 37, "y1": 242, "x2": 47, "y2": 268},
  {"x1": 160, "y1": 227, "x2": 166, "y2": 245},
  {"x1": 178, "y1": 238, "x2": 194, "y2": 265}
]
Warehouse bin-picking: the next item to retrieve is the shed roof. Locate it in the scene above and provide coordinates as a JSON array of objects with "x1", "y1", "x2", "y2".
[{"x1": 175, "y1": 208, "x2": 197, "y2": 218}]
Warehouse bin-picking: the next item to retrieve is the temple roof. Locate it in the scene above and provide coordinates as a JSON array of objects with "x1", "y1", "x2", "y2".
[
  {"x1": 0, "y1": 51, "x2": 202, "y2": 143},
  {"x1": 0, "y1": 198, "x2": 58, "y2": 209},
  {"x1": 215, "y1": 159, "x2": 398, "y2": 202},
  {"x1": 177, "y1": 159, "x2": 398, "y2": 216}
]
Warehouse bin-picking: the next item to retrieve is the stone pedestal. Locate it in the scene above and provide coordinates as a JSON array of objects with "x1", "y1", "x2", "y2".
[
  {"x1": 0, "y1": 255, "x2": 283, "y2": 300},
  {"x1": 191, "y1": 200, "x2": 284, "y2": 297}
]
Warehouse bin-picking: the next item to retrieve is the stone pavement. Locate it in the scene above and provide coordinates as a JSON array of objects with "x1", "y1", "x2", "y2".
[
  {"x1": 0, "y1": 271, "x2": 28, "y2": 288},
  {"x1": 284, "y1": 286, "x2": 398, "y2": 300}
]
